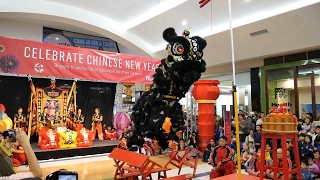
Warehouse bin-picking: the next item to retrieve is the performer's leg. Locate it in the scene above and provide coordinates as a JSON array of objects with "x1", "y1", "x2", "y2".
[
  {"x1": 210, "y1": 167, "x2": 223, "y2": 178},
  {"x1": 11, "y1": 157, "x2": 21, "y2": 166},
  {"x1": 223, "y1": 161, "x2": 237, "y2": 175},
  {"x1": 98, "y1": 124, "x2": 103, "y2": 140}
]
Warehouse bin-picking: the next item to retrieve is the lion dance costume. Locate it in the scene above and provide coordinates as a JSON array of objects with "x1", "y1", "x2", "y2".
[{"x1": 128, "y1": 28, "x2": 207, "y2": 149}]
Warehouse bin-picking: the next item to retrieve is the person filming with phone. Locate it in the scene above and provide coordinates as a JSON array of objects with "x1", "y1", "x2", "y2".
[{"x1": 0, "y1": 128, "x2": 42, "y2": 179}]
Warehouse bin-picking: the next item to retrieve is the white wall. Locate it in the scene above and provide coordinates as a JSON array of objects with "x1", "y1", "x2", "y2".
[
  {"x1": 216, "y1": 94, "x2": 233, "y2": 117},
  {"x1": 117, "y1": 43, "x2": 137, "y2": 55},
  {"x1": 0, "y1": 19, "x2": 43, "y2": 41}
]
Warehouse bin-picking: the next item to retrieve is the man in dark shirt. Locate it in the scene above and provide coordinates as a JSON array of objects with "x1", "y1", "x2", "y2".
[{"x1": 254, "y1": 125, "x2": 262, "y2": 152}]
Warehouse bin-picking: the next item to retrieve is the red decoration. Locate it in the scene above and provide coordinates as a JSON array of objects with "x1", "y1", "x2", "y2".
[
  {"x1": 192, "y1": 80, "x2": 220, "y2": 152},
  {"x1": 0, "y1": 103, "x2": 6, "y2": 113},
  {"x1": 0, "y1": 36, "x2": 160, "y2": 84},
  {"x1": 270, "y1": 103, "x2": 288, "y2": 114},
  {"x1": 199, "y1": 0, "x2": 211, "y2": 8}
]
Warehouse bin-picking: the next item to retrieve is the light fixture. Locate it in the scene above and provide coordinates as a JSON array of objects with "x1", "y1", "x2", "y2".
[
  {"x1": 55, "y1": 37, "x2": 59, "y2": 40},
  {"x1": 245, "y1": 0, "x2": 250, "y2": 1},
  {"x1": 182, "y1": 20, "x2": 187, "y2": 26}
]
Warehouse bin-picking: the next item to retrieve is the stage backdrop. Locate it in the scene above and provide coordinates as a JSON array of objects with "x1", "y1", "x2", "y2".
[
  {"x1": 0, "y1": 76, "x2": 116, "y2": 128},
  {"x1": 0, "y1": 36, "x2": 160, "y2": 83}
]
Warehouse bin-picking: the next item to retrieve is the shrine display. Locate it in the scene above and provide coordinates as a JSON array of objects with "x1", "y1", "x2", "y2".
[
  {"x1": 128, "y1": 28, "x2": 207, "y2": 149},
  {"x1": 262, "y1": 103, "x2": 297, "y2": 132}
]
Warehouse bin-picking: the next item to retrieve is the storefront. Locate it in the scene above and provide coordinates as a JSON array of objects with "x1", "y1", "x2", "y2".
[{"x1": 261, "y1": 59, "x2": 320, "y2": 119}]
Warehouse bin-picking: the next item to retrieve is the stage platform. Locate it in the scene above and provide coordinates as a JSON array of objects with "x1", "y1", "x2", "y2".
[
  {"x1": 32, "y1": 140, "x2": 118, "y2": 160},
  {"x1": 212, "y1": 173, "x2": 268, "y2": 180}
]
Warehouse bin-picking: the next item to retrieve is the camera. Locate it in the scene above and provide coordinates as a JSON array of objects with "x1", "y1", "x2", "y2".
[
  {"x1": 2, "y1": 129, "x2": 16, "y2": 139},
  {"x1": 46, "y1": 169, "x2": 78, "y2": 180}
]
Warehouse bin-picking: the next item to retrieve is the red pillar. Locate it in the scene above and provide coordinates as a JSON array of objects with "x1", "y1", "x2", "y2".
[{"x1": 192, "y1": 80, "x2": 220, "y2": 152}]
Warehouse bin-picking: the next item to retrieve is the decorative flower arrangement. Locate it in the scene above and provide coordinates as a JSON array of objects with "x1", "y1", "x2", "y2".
[
  {"x1": 0, "y1": 45, "x2": 4, "y2": 53},
  {"x1": 0, "y1": 54, "x2": 20, "y2": 73}
]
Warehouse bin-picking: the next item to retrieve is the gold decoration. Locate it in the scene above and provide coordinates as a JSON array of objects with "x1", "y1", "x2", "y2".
[
  {"x1": 196, "y1": 100, "x2": 216, "y2": 103},
  {"x1": 169, "y1": 80, "x2": 174, "y2": 95}
]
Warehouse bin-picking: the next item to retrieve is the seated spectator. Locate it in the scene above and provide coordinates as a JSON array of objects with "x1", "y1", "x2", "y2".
[
  {"x1": 10, "y1": 138, "x2": 27, "y2": 166},
  {"x1": 267, "y1": 148, "x2": 293, "y2": 180},
  {"x1": 245, "y1": 130, "x2": 255, "y2": 145},
  {"x1": 307, "y1": 157, "x2": 318, "y2": 178},
  {"x1": 301, "y1": 160, "x2": 312, "y2": 180},
  {"x1": 240, "y1": 151, "x2": 249, "y2": 169},
  {"x1": 0, "y1": 128, "x2": 42, "y2": 179},
  {"x1": 311, "y1": 150, "x2": 320, "y2": 179},
  {"x1": 202, "y1": 138, "x2": 215, "y2": 162},
  {"x1": 248, "y1": 141, "x2": 256, "y2": 153},
  {"x1": 246, "y1": 149, "x2": 273, "y2": 177}
]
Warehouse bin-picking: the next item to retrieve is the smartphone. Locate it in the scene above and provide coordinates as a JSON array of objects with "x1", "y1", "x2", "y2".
[
  {"x1": 58, "y1": 171, "x2": 78, "y2": 180},
  {"x1": 3, "y1": 130, "x2": 15, "y2": 139}
]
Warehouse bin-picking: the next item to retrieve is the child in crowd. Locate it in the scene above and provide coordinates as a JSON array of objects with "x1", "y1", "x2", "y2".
[
  {"x1": 301, "y1": 160, "x2": 312, "y2": 180},
  {"x1": 241, "y1": 151, "x2": 249, "y2": 169},
  {"x1": 215, "y1": 124, "x2": 224, "y2": 143},
  {"x1": 299, "y1": 133, "x2": 307, "y2": 161},
  {"x1": 231, "y1": 148, "x2": 237, "y2": 165},
  {"x1": 314, "y1": 136, "x2": 320, "y2": 151},
  {"x1": 307, "y1": 157, "x2": 319, "y2": 178},
  {"x1": 305, "y1": 135, "x2": 315, "y2": 159},
  {"x1": 248, "y1": 141, "x2": 256, "y2": 153},
  {"x1": 298, "y1": 119, "x2": 304, "y2": 132},
  {"x1": 311, "y1": 150, "x2": 320, "y2": 179}
]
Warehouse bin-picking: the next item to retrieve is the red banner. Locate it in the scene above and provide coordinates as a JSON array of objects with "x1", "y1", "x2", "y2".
[
  {"x1": 0, "y1": 36, "x2": 160, "y2": 83},
  {"x1": 224, "y1": 111, "x2": 232, "y2": 144}
]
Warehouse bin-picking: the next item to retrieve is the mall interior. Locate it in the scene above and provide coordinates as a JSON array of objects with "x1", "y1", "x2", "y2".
[{"x1": 0, "y1": 0, "x2": 320, "y2": 180}]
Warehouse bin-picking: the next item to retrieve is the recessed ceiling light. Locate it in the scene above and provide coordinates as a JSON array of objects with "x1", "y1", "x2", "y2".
[
  {"x1": 55, "y1": 37, "x2": 59, "y2": 40},
  {"x1": 182, "y1": 20, "x2": 187, "y2": 26},
  {"x1": 245, "y1": 0, "x2": 250, "y2": 1}
]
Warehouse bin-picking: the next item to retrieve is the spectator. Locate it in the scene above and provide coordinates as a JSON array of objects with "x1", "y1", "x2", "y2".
[
  {"x1": 238, "y1": 114, "x2": 247, "y2": 142},
  {"x1": 0, "y1": 128, "x2": 42, "y2": 179},
  {"x1": 215, "y1": 124, "x2": 224, "y2": 143},
  {"x1": 254, "y1": 125, "x2": 262, "y2": 152},
  {"x1": 301, "y1": 160, "x2": 312, "y2": 180},
  {"x1": 202, "y1": 138, "x2": 215, "y2": 162},
  {"x1": 245, "y1": 130, "x2": 255, "y2": 145}
]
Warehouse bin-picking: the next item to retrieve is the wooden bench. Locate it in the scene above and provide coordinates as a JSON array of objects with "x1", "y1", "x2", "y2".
[
  {"x1": 109, "y1": 148, "x2": 149, "y2": 180},
  {"x1": 110, "y1": 148, "x2": 170, "y2": 179},
  {"x1": 164, "y1": 147, "x2": 203, "y2": 177},
  {"x1": 161, "y1": 174, "x2": 194, "y2": 180}
]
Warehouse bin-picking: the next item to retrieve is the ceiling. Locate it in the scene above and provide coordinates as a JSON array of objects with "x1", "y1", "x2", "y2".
[{"x1": 0, "y1": 0, "x2": 320, "y2": 75}]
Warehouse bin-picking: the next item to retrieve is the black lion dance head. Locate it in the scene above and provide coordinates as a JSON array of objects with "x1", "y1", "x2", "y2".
[{"x1": 128, "y1": 28, "x2": 207, "y2": 150}]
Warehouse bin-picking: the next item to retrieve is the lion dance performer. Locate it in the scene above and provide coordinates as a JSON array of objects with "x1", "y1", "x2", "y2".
[
  {"x1": 210, "y1": 136, "x2": 236, "y2": 178},
  {"x1": 128, "y1": 28, "x2": 207, "y2": 149},
  {"x1": 77, "y1": 127, "x2": 93, "y2": 147},
  {"x1": 113, "y1": 112, "x2": 131, "y2": 138},
  {"x1": 91, "y1": 108, "x2": 103, "y2": 141}
]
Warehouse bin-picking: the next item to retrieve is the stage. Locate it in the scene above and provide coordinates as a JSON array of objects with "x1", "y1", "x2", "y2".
[
  {"x1": 212, "y1": 173, "x2": 268, "y2": 180},
  {"x1": 32, "y1": 140, "x2": 118, "y2": 160}
]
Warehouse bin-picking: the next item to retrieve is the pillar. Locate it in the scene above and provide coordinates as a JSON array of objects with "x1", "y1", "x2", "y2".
[
  {"x1": 192, "y1": 80, "x2": 220, "y2": 152},
  {"x1": 114, "y1": 83, "x2": 124, "y2": 114}
]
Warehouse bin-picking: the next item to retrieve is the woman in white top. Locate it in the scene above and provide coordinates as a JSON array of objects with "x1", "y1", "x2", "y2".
[
  {"x1": 245, "y1": 130, "x2": 255, "y2": 145},
  {"x1": 0, "y1": 128, "x2": 42, "y2": 179}
]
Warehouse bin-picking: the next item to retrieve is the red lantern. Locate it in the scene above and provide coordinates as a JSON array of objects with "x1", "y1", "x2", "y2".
[{"x1": 192, "y1": 80, "x2": 220, "y2": 152}]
